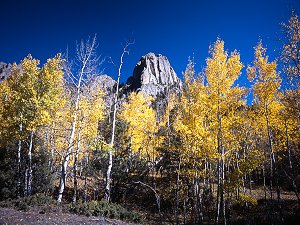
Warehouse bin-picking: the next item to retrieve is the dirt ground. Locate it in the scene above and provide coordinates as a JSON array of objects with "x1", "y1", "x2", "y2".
[{"x1": 0, "y1": 207, "x2": 135, "y2": 225}]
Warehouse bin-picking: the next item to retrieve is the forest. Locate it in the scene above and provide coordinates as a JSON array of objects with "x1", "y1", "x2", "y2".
[{"x1": 0, "y1": 12, "x2": 300, "y2": 225}]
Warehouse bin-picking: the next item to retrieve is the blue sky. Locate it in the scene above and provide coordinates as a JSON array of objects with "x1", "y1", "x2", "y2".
[{"x1": 1, "y1": 0, "x2": 299, "y2": 89}]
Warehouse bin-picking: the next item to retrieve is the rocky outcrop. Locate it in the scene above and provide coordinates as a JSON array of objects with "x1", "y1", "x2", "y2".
[
  {"x1": 126, "y1": 53, "x2": 182, "y2": 97},
  {"x1": 94, "y1": 75, "x2": 116, "y2": 95},
  {"x1": 0, "y1": 62, "x2": 12, "y2": 82},
  {"x1": 125, "y1": 53, "x2": 182, "y2": 119},
  {"x1": 92, "y1": 75, "x2": 116, "y2": 109}
]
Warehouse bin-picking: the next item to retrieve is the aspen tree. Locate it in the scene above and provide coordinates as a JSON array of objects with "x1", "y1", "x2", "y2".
[
  {"x1": 72, "y1": 81, "x2": 104, "y2": 202},
  {"x1": 248, "y1": 40, "x2": 282, "y2": 201},
  {"x1": 174, "y1": 58, "x2": 208, "y2": 224},
  {"x1": 57, "y1": 35, "x2": 101, "y2": 202},
  {"x1": 0, "y1": 54, "x2": 64, "y2": 196},
  {"x1": 204, "y1": 39, "x2": 244, "y2": 225},
  {"x1": 105, "y1": 41, "x2": 133, "y2": 202}
]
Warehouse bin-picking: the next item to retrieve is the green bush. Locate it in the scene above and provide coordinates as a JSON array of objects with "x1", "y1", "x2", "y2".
[
  {"x1": 1, "y1": 194, "x2": 143, "y2": 223},
  {"x1": 15, "y1": 200, "x2": 30, "y2": 211},
  {"x1": 0, "y1": 198, "x2": 15, "y2": 208},
  {"x1": 24, "y1": 193, "x2": 55, "y2": 206},
  {"x1": 69, "y1": 200, "x2": 143, "y2": 223},
  {"x1": 0, "y1": 193, "x2": 55, "y2": 211}
]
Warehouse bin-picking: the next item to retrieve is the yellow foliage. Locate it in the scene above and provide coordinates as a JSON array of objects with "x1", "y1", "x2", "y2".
[
  {"x1": 120, "y1": 92, "x2": 157, "y2": 160},
  {"x1": 173, "y1": 40, "x2": 246, "y2": 182},
  {"x1": 238, "y1": 194, "x2": 258, "y2": 208}
]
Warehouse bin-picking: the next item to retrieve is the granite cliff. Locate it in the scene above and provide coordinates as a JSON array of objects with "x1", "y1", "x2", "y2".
[{"x1": 126, "y1": 52, "x2": 182, "y2": 97}]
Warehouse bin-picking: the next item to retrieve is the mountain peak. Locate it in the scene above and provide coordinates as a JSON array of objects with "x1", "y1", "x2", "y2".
[{"x1": 126, "y1": 52, "x2": 182, "y2": 97}]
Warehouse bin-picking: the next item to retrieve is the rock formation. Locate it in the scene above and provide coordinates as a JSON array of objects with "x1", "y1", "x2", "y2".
[
  {"x1": 125, "y1": 53, "x2": 182, "y2": 119},
  {"x1": 0, "y1": 62, "x2": 12, "y2": 82},
  {"x1": 92, "y1": 75, "x2": 116, "y2": 109},
  {"x1": 126, "y1": 52, "x2": 182, "y2": 97}
]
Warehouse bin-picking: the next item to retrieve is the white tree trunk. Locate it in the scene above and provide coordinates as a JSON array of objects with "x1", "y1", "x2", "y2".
[
  {"x1": 57, "y1": 92, "x2": 79, "y2": 202},
  {"x1": 17, "y1": 123, "x2": 22, "y2": 198},
  {"x1": 57, "y1": 36, "x2": 98, "y2": 203},
  {"x1": 105, "y1": 42, "x2": 132, "y2": 201},
  {"x1": 27, "y1": 131, "x2": 34, "y2": 196},
  {"x1": 221, "y1": 147, "x2": 226, "y2": 225},
  {"x1": 105, "y1": 83, "x2": 118, "y2": 201},
  {"x1": 73, "y1": 132, "x2": 80, "y2": 203}
]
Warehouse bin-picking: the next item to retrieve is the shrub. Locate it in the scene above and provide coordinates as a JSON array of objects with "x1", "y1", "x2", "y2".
[
  {"x1": 25, "y1": 193, "x2": 55, "y2": 206},
  {"x1": 69, "y1": 200, "x2": 143, "y2": 223},
  {"x1": 0, "y1": 198, "x2": 15, "y2": 208},
  {"x1": 15, "y1": 200, "x2": 30, "y2": 211},
  {"x1": 0, "y1": 193, "x2": 55, "y2": 211}
]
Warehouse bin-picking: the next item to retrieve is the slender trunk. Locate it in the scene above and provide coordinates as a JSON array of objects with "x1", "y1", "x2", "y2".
[
  {"x1": 45, "y1": 128, "x2": 50, "y2": 172},
  {"x1": 243, "y1": 147, "x2": 247, "y2": 197},
  {"x1": 191, "y1": 179, "x2": 196, "y2": 224},
  {"x1": 57, "y1": 76, "x2": 81, "y2": 203},
  {"x1": 27, "y1": 131, "x2": 34, "y2": 196},
  {"x1": 183, "y1": 187, "x2": 187, "y2": 225},
  {"x1": 204, "y1": 159, "x2": 207, "y2": 186},
  {"x1": 263, "y1": 166, "x2": 267, "y2": 200},
  {"x1": 105, "y1": 151, "x2": 113, "y2": 201},
  {"x1": 275, "y1": 153, "x2": 281, "y2": 202},
  {"x1": 105, "y1": 74, "x2": 119, "y2": 202},
  {"x1": 216, "y1": 159, "x2": 221, "y2": 224},
  {"x1": 84, "y1": 174, "x2": 87, "y2": 202},
  {"x1": 194, "y1": 178, "x2": 198, "y2": 224},
  {"x1": 73, "y1": 133, "x2": 80, "y2": 203},
  {"x1": 17, "y1": 123, "x2": 22, "y2": 198},
  {"x1": 216, "y1": 102, "x2": 226, "y2": 225},
  {"x1": 265, "y1": 104, "x2": 274, "y2": 201},
  {"x1": 242, "y1": 175, "x2": 246, "y2": 195},
  {"x1": 24, "y1": 167, "x2": 28, "y2": 196},
  {"x1": 49, "y1": 127, "x2": 55, "y2": 173},
  {"x1": 57, "y1": 119, "x2": 78, "y2": 203},
  {"x1": 209, "y1": 162, "x2": 213, "y2": 194},
  {"x1": 84, "y1": 153, "x2": 89, "y2": 202},
  {"x1": 270, "y1": 154, "x2": 274, "y2": 201},
  {"x1": 221, "y1": 147, "x2": 226, "y2": 225},
  {"x1": 195, "y1": 176, "x2": 203, "y2": 224},
  {"x1": 135, "y1": 181, "x2": 162, "y2": 224},
  {"x1": 285, "y1": 119, "x2": 292, "y2": 170},
  {"x1": 236, "y1": 152, "x2": 240, "y2": 200},
  {"x1": 175, "y1": 157, "x2": 181, "y2": 225},
  {"x1": 58, "y1": 154, "x2": 68, "y2": 202},
  {"x1": 79, "y1": 161, "x2": 83, "y2": 177},
  {"x1": 105, "y1": 45, "x2": 129, "y2": 202},
  {"x1": 249, "y1": 175, "x2": 252, "y2": 195}
]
